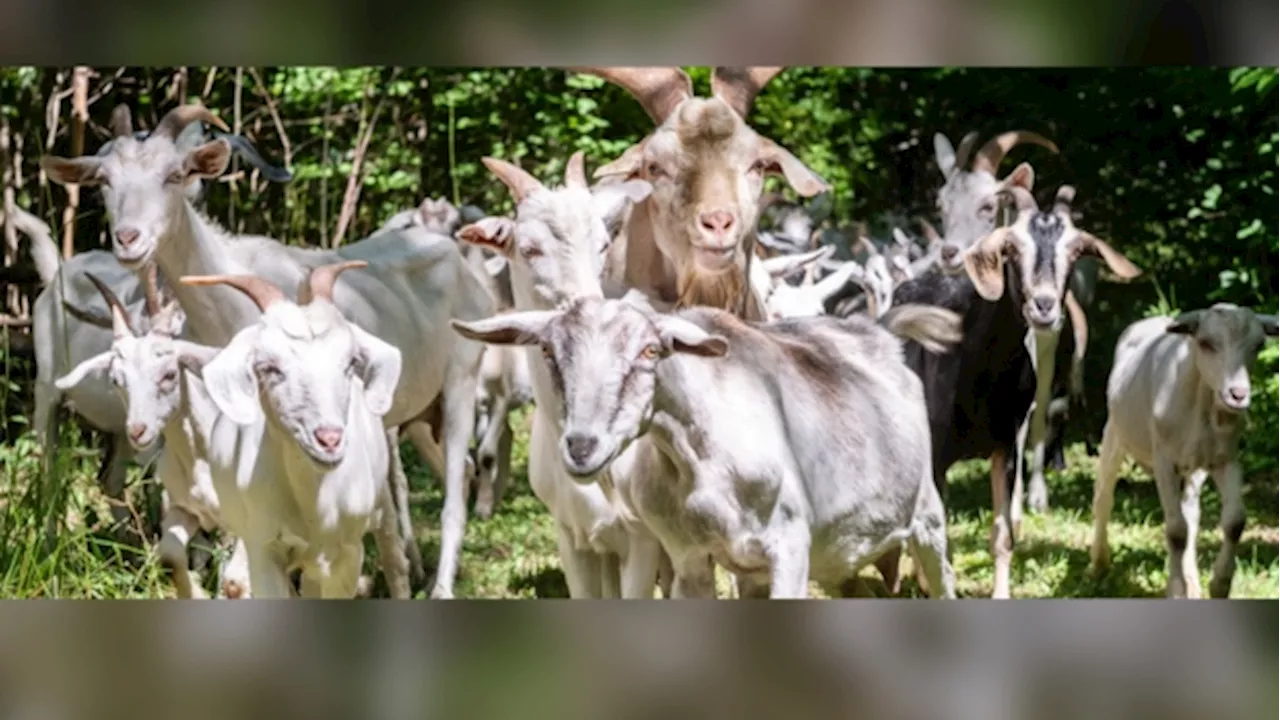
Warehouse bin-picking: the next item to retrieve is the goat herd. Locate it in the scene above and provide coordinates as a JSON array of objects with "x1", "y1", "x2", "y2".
[{"x1": 15, "y1": 67, "x2": 1275, "y2": 600}]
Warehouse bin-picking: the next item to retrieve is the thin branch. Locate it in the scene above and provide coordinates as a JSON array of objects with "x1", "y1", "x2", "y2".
[
  {"x1": 201, "y1": 66, "x2": 219, "y2": 99},
  {"x1": 62, "y1": 66, "x2": 90, "y2": 258},
  {"x1": 247, "y1": 66, "x2": 292, "y2": 163},
  {"x1": 331, "y1": 67, "x2": 400, "y2": 248},
  {"x1": 85, "y1": 67, "x2": 128, "y2": 108}
]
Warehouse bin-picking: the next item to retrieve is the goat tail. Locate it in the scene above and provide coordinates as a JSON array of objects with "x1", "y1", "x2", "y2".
[
  {"x1": 7, "y1": 205, "x2": 60, "y2": 286},
  {"x1": 879, "y1": 303, "x2": 963, "y2": 355}
]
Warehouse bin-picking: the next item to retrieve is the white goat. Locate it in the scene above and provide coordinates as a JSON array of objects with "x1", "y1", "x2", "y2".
[
  {"x1": 180, "y1": 261, "x2": 412, "y2": 598},
  {"x1": 1090, "y1": 304, "x2": 1278, "y2": 598},
  {"x1": 54, "y1": 266, "x2": 252, "y2": 598},
  {"x1": 749, "y1": 245, "x2": 863, "y2": 320},
  {"x1": 453, "y1": 294, "x2": 961, "y2": 599},
  {"x1": 455, "y1": 152, "x2": 667, "y2": 598},
  {"x1": 43, "y1": 103, "x2": 494, "y2": 598}
]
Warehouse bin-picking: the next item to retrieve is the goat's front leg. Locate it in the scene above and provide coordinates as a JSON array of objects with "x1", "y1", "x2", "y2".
[
  {"x1": 1152, "y1": 454, "x2": 1190, "y2": 599},
  {"x1": 374, "y1": 493, "x2": 413, "y2": 599},
  {"x1": 323, "y1": 544, "x2": 365, "y2": 599},
  {"x1": 989, "y1": 448, "x2": 1015, "y2": 599},
  {"x1": 156, "y1": 502, "x2": 205, "y2": 599},
  {"x1": 1179, "y1": 469, "x2": 1208, "y2": 599},
  {"x1": 473, "y1": 393, "x2": 512, "y2": 520},
  {"x1": 620, "y1": 531, "x2": 663, "y2": 599},
  {"x1": 1089, "y1": 421, "x2": 1123, "y2": 576},
  {"x1": 1209, "y1": 462, "x2": 1245, "y2": 599},
  {"x1": 430, "y1": 362, "x2": 481, "y2": 599},
  {"x1": 769, "y1": 523, "x2": 812, "y2": 599},
  {"x1": 556, "y1": 523, "x2": 602, "y2": 598}
]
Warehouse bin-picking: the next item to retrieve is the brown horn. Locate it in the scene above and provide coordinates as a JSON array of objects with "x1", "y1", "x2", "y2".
[
  {"x1": 142, "y1": 263, "x2": 162, "y2": 319},
  {"x1": 971, "y1": 130, "x2": 1059, "y2": 176},
  {"x1": 306, "y1": 260, "x2": 368, "y2": 305},
  {"x1": 481, "y1": 156, "x2": 545, "y2": 204},
  {"x1": 1053, "y1": 185, "x2": 1076, "y2": 216},
  {"x1": 918, "y1": 218, "x2": 942, "y2": 244},
  {"x1": 564, "y1": 151, "x2": 587, "y2": 190},
  {"x1": 711, "y1": 67, "x2": 784, "y2": 119},
  {"x1": 568, "y1": 67, "x2": 692, "y2": 125},
  {"x1": 84, "y1": 271, "x2": 136, "y2": 337},
  {"x1": 1001, "y1": 185, "x2": 1039, "y2": 214},
  {"x1": 180, "y1": 273, "x2": 285, "y2": 313},
  {"x1": 952, "y1": 131, "x2": 980, "y2": 174},
  {"x1": 153, "y1": 103, "x2": 230, "y2": 141},
  {"x1": 110, "y1": 104, "x2": 134, "y2": 139}
]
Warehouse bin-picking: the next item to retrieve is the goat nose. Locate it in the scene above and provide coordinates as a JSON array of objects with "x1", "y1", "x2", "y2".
[
  {"x1": 1227, "y1": 386, "x2": 1248, "y2": 403},
  {"x1": 314, "y1": 426, "x2": 344, "y2": 451},
  {"x1": 127, "y1": 423, "x2": 147, "y2": 442},
  {"x1": 564, "y1": 433, "x2": 599, "y2": 465},
  {"x1": 1033, "y1": 296, "x2": 1057, "y2": 315},
  {"x1": 698, "y1": 209, "x2": 735, "y2": 236},
  {"x1": 940, "y1": 245, "x2": 958, "y2": 262},
  {"x1": 116, "y1": 228, "x2": 140, "y2": 248}
]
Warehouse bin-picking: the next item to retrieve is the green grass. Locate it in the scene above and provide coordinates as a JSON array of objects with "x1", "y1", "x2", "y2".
[{"x1": 3, "y1": 406, "x2": 1276, "y2": 599}]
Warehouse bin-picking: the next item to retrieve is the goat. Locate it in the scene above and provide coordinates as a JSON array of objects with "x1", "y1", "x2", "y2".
[
  {"x1": 54, "y1": 265, "x2": 253, "y2": 598},
  {"x1": 177, "y1": 261, "x2": 413, "y2": 598},
  {"x1": 750, "y1": 245, "x2": 864, "y2": 320},
  {"x1": 452, "y1": 294, "x2": 962, "y2": 599},
  {"x1": 932, "y1": 129, "x2": 1089, "y2": 518},
  {"x1": 455, "y1": 151, "x2": 667, "y2": 598},
  {"x1": 826, "y1": 235, "x2": 917, "y2": 320},
  {"x1": 571, "y1": 67, "x2": 829, "y2": 321},
  {"x1": 42, "y1": 102, "x2": 495, "y2": 598},
  {"x1": 20, "y1": 111, "x2": 292, "y2": 546},
  {"x1": 893, "y1": 184, "x2": 1140, "y2": 598},
  {"x1": 1090, "y1": 305, "x2": 1277, "y2": 598}
]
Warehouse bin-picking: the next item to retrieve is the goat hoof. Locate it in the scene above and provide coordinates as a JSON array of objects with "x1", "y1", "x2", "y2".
[
  {"x1": 222, "y1": 580, "x2": 247, "y2": 599},
  {"x1": 429, "y1": 586, "x2": 454, "y2": 600},
  {"x1": 1208, "y1": 579, "x2": 1232, "y2": 599},
  {"x1": 1027, "y1": 491, "x2": 1049, "y2": 515}
]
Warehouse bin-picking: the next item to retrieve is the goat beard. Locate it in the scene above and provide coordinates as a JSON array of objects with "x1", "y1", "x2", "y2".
[{"x1": 675, "y1": 262, "x2": 746, "y2": 316}]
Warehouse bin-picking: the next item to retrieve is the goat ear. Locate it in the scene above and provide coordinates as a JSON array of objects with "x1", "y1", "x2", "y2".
[
  {"x1": 1166, "y1": 310, "x2": 1204, "y2": 336},
  {"x1": 760, "y1": 245, "x2": 834, "y2": 280},
  {"x1": 54, "y1": 351, "x2": 114, "y2": 391},
  {"x1": 594, "y1": 139, "x2": 648, "y2": 180},
  {"x1": 172, "y1": 340, "x2": 221, "y2": 374},
  {"x1": 456, "y1": 218, "x2": 516, "y2": 255},
  {"x1": 591, "y1": 179, "x2": 653, "y2": 227},
  {"x1": 183, "y1": 139, "x2": 233, "y2": 180},
  {"x1": 42, "y1": 156, "x2": 104, "y2": 187},
  {"x1": 999, "y1": 162, "x2": 1035, "y2": 192},
  {"x1": 1076, "y1": 232, "x2": 1142, "y2": 282},
  {"x1": 756, "y1": 138, "x2": 829, "y2": 198},
  {"x1": 450, "y1": 311, "x2": 559, "y2": 347},
  {"x1": 1256, "y1": 313, "x2": 1279, "y2": 337},
  {"x1": 201, "y1": 328, "x2": 263, "y2": 426},
  {"x1": 655, "y1": 316, "x2": 729, "y2": 358},
  {"x1": 962, "y1": 228, "x2": 1014, "y2": 302},
  {"x1": 815, "y1": 261, "x2": 863, "y2": 300},
  {"x1": 933, "y1": 133, "x2": 957, "y2": 176},
  {"x1": 350, "y1": 324, "x2": 403, "y2": 417},
  {"x1": 483, "y1": 256, "x2": 509, "y2": 278}
]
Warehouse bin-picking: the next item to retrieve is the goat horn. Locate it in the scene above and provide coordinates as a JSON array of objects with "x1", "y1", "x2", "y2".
[
  {"x1": 481, "y1": 156, "x2": 545, "y2": 204},
  {"x1": 180, "y1": 273, "x2": 285, "y2": 313},
  {"x1": 61, "y1": 299, "x2": 114, "y2": 330},
  {"x1": 568, "y1": 67, "x2": 692, "y2": 125},
  {"x1": 153, "y1": 103, "x2": 230, "y2": 142},
  {"x1": 858, "y1": 236, "x2": 879, "y2": 257},
  {"x1": 564, "y1": 151, "x2": 587, "y2": 190},
  {"x1": 711, "y1": 67, "x2": 784, "y2": 119},
  {"x1": 142, "y1": 263, "x2": 162, "y2": 319},
  {"x1": 1001, "y1": 185, "x2": 1039, "y2": 213},
  {"x1": 109, "y1": 104, "x2": 134, "y2": 139},
  {"x1": 1054, "y1": 185, "x2": 1076, "y2": 216},
  {"x1": 84, "y1": 271, "x2": 136, "y2": 338},
  {"x1": 971, "y1": 130, "x2": 1058, "y2": 176},
  {"x1": 952, "y1": 131, "x2": 980, "y2": 175},
  {"x1": 306, "y1": 260, "x2": 368, "y2": 305},
  {"x1": 918, "y1": 218, "x2": 942, "y2": 244}
]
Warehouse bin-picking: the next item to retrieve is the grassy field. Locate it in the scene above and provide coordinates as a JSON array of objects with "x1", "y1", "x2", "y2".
[{"x1": 2, "y1": 406, "x2": 1276, "y2": 599}]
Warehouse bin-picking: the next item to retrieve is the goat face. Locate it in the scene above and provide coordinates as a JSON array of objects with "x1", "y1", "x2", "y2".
[
  {"x1": 460, "y1": 153, "x2": 652, "y2": 308},
  {"x1": 963, "y1": 186, "x2": 1141, "y2": 335},
  {"x1": 933, "y1": 131, "x2": 1057, "y2": 274},
  {"x1": 418, "y1": 197, "x2": 462, "y2": 235},
  {"x1": 43, "y1": 105, "x2": 233, "y2": 269},
  {"x1": 1167, "y1": 305, "x2": 1279, "y2": 414},
  {"x1": 202, "y1": 300, "x2": 401, "y2": 468},
  {"x1": 451, "y1": 295, "x2": 726, "y2": 481}
]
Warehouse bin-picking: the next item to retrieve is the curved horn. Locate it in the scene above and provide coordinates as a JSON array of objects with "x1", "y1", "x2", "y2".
[
  {"x1": 61, "y1": 299, "x2": 114, "y2": 330},
  {"x1": 152, "y1": 104, "x2": 230, "y2": 142},
  {"x1": 711, "y1": 67, "x2": 784, "y2": 119},
  {"x1": 971, "y1": 130, "x2": 1059, "y2": 176},
  {"x1": 918, "y1": 218, "x2": 942, "y2": 245},
  {"x1": 109, "y1": 104, "x2": 134, "y2": 139},
  {"x1": 306, "y1": 260, "x2": 368, "y2": 305},
  {"x1": 568, "y1": 67, "x2": 692, "y2": 125},
  {"x1": 952, "y1": 131, "x2": 980, "y2": 174},
  {"x1": 84, "y1": 271, "x2": 136, "y2": 338},
  {"x1": 1053, "y1": 185, "x2": 1076, "y2": 216},
  {"x1": 564, "y1": 151, "x2": 587, "y2": 190},
  {"x1": 1001, "y1": 185, "x2": 1039, "y2": 214},
  {"x1": 481, "y1": 156, "x2": 545, "y2": 203},
  {"x1": 180, "y1": 273, "x2": 285, "y2": 313},
  {"x1": 858, "y1": 236, "x2": 880, "y2": 257}
]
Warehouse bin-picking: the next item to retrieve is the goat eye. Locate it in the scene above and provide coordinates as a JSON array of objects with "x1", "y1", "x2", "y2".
[
  {"x1": 646, "y1": 162, "x2": 665, "y2": 179},
  {"x1": 520, "y1": 243, "x2": 543, "y2": 259},
  {"x1": 748, "y1": 159, "x2": 768, "y2": 176},
  {"x1": 165, "y1": 169, "x2": 185, "y2": 186},
  {"x1": 254, "y1": 361, "x2": 282, "y2": 378},
  {"x1": 640, "y1": 344, "x2": 661, "y2": 361},
  {"x1": 1197, "y1": 339, "x2": 1216, "y2": 353}
]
